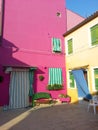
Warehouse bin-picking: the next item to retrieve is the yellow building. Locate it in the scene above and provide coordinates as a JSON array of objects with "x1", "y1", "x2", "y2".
[{"x1": 63, "y1": 11, "x2": 98, "y2": 103}]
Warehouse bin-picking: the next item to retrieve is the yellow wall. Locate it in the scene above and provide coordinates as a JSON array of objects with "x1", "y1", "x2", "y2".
[
  {"x1": 65, "y1": 17, "x2": 98, "y2": 103},
  {"x1": 68, "y1": 88, "x2": 78, "y2": 103}
]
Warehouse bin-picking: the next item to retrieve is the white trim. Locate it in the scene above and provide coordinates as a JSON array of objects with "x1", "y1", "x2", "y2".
[
  {"x1": 5, "y1": 67, "x2": 12, "y2": 73},
  {"x1": 86, "y1": 69, "x2": 90, "y2": 91},
  {"x1": 88, "y1": 23, "x2": 98, "y2": 48},
  {"x1": 88, "y1": 25, "x2": 92, "y2": 48}
]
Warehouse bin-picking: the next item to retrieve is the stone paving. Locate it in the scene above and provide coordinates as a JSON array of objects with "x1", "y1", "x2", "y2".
[{"x1": 0, "y1": 101, "x2": 98, "y2": 130}]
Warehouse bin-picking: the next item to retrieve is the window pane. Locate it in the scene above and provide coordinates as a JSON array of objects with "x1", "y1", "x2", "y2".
[
  {"x1": 91, "y1": 24, "x2": 98, "y2": 46},
  {"x1": 94, "y1": 68, "x2": 98, "y2": 90},
  {"x1": 69, "y1": 71, "x2": 75, "y2": 88},
  {"x1": 68, "y1": 39, "x2": 73, "y2": 54}
]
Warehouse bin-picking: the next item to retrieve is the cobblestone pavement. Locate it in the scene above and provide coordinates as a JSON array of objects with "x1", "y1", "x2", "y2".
[{"x1": 0, "y1": 101, "x2": 98, "y2": 130}]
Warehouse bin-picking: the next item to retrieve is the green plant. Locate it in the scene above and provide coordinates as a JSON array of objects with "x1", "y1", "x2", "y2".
[
  {"x1": 47, "y1": 84, "x2": 63, "y2": 90},
  {"x1": 39, "y1": 75, "x2": 44, "y2": 81},
  {"x1": 0, "y1": 76, "x2": 4, "y2": 83}
]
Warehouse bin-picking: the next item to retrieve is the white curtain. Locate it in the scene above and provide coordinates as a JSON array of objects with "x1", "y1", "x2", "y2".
[{"x1": 9, "y1": 69, "x2": 30, "y2": 109}]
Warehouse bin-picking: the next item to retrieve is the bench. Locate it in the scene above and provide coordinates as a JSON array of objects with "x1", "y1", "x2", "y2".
[{"x1": 32, "y1": 92, "x2": 52, "y2": 106}]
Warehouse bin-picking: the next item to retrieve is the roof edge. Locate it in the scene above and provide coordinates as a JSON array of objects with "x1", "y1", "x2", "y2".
[{"x1": 63, "y1": 11, "x2": 98, "y2": 37}]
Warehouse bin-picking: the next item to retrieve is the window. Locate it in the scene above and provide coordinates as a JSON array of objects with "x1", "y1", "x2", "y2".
[
  {"x1": 67, "y1": 38, "x2": 73, "y2": 55},
  {"x1": 48, "y1": 68, "x2": 62, "y2": 85},
  {"x1": 94, "y1": 68, "x2": 98, "y2": 91},
  {"x1": 90, "y1": 24, "x2": 98, "y2": 46},
  {"x1": 52, "y1": 38, "x2": 61, "y2": 53},
  {"x1": 47, "y1": 68, "x2": 63, "y2": 90},
  {"x1": 69, "y1": 71, "x2": 75, "y2": 88}
]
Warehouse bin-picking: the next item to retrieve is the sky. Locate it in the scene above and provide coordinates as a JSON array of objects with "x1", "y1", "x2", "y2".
[{"x1": 66, "y1": 0, "x2": 98, "y2": 18}]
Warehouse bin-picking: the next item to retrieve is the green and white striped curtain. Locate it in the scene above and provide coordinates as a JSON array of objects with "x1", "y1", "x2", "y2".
[
  {"x1": 52, "y1": 38, "x2": 61, "y2": 52},
  {"x1": 29, "y1": 70, "x2": 34, "y2": 97},
  {"x1": 48, "y1": 68, "x2": 62, "y2": 85},
  {"x1": 9, "y1": 69, "x2": 30, "y2": 109}
]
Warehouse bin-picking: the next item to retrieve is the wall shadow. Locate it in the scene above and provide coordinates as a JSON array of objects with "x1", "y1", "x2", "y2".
[
  {"x1": 0, "y1": 38, "x2": 37, "y2": 106},
  {"x1": 0, "y1": 38, "x2": 30, "y2": 67}
]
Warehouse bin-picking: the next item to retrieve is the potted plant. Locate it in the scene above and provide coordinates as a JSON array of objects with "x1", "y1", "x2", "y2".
[
  {"x1": 47, "y1": 84, "x2": 63, "y2": 90},
  {"x1": 58, "y1": 94, "x2": 71, "y2": 103},
  {"x1": 39, "y1": 75, "x2": 44, "y2": 81}
]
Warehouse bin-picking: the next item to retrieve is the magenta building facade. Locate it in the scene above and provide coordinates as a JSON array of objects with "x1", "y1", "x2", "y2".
[{"x1": 0, "y1": 0, "x2": 67, "y2": 108}]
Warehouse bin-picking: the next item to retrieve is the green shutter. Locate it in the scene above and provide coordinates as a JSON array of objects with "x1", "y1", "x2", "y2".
[
  {"x1": 48, "y1": 68, "x2": 62, "y2": 85},
  {"x1": 68, "y1": 39, "x2": 73, "y2": 54},
  {"x1": 69, "y1": 71, "x2": 75, "y2": 88},
  {"x1": 94, "y1": 69, "x2": 98, "y2": 90},
  {"x1": 52, "y1": 38, "x2": 61, "y2": 52},
  {"x1": 91, "y1": 24, "x2": 98, "y2": 46}
]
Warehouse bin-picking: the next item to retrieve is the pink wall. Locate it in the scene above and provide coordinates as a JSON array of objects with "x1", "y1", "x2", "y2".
[
  {"x1": 66, "y1": 9, "x2": 85, "y2": 31},
  {"x1": 0, "y1": 0, "x2": 67, "y2": 106},
  {"x1": 0, "y1": 0, "x2": 2, "y2": 12}
]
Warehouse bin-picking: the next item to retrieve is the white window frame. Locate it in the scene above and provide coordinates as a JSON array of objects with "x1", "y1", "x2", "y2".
[{"x1": 88, "y1": 23, "x2": 98, "y2": 48}]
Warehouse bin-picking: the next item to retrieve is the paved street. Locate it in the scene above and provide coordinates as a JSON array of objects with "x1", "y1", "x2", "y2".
[{"x1": 0, "y1": 102, "x2": 98, "y2": 130}]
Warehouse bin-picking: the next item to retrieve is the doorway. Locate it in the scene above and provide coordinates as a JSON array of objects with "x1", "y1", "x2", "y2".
[
  {"x1": 8, "y1": 68, "x2": 34, "y2": 109},
  {"x1": 72, "y1": 69, "x2": 89, "y2": 98}
]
